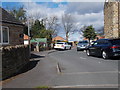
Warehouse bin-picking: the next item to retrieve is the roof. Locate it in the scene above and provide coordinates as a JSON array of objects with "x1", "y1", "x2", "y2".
[
  {"x1": 30, "y1": 38, "x2": 47, "y2": 43},
  {"x1": 0, "y1": 7, "x2": 24, "y2": 26},
  {"x1": 24, "y1": 34, "x2": 29, "y2": 40},
  {"x1": 52, "y1": 36, "x2": 66, "y2": 41}
]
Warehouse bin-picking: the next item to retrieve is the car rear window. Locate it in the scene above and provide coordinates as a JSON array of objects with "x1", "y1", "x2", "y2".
[
  {"x1": 57, "y1": 42, "x2": 64, "y2": 44},
  {"x1": 79, "y1": 41, "x2": 88, "y2": 44},
  {"x1": 110, "y1": 39, "x2": 120, "y2": 45}
]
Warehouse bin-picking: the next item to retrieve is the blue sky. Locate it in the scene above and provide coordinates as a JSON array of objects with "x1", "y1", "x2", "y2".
[
  {"x1": 2, "y1": 2, "x2": 67, "y2": 9},
  {"x1": 36, "y1": 2, "x2": 67, "y2": 8},
  {"x1": 2, "y1": 2, "x2": 23, "y2": 10},
  {"x1": 1, "y1": 1, "x2": 104, "y2": 41}
]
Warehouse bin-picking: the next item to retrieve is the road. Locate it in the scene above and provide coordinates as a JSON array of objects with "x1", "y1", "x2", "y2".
[
  {"x1": 2, "y1": 48, "x2": 120, "y2": 88},
  {"x1": 48, "y1": 48, "x2": 120, "y2": 88}
]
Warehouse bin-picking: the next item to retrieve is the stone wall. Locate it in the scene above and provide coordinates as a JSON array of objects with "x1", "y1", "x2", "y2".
[
  {"x1": 119, "y1": 2, "x2": 120, "y2": 37},
  {"x1": 1, "y1": 45, "x2": 29, "y2": 80},
  {"x1": 104, "y1": 2, "x2": 120, "y2": 38}
]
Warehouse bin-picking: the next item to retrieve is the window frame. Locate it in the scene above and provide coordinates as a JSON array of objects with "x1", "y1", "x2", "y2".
[{"x1": 0, "y1": 26, "x2": 9, "y2": 45}]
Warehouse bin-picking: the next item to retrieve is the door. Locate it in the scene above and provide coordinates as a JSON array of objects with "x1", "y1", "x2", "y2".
[
  {"x1": 89, "y1": 40, "x2": 102, "y2": 56},
  {"x1": 89, "y1": 41, "x2": 98, "y2": 55}
]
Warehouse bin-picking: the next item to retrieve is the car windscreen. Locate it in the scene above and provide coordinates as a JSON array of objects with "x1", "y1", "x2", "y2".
[{"x1": 110, "y1": 39, "x2": 120, "y2": 45}]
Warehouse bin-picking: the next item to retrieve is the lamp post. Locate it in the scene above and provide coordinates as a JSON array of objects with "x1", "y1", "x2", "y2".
[{"x1": 27, "y1": 1, "x2": 31, "y2": 57}]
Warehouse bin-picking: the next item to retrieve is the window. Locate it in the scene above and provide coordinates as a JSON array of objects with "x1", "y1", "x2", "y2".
[
  {"x1": 0, "y1": 26, "x2": 9, "y2": 44},
  {"x1": 110, "y1": 39, "x2": 120, "y2": 45},
  {"x1": 0, "y1": 30, "x2": 1, "y2": 43}
]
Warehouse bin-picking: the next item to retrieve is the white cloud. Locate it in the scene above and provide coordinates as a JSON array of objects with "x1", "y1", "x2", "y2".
[
  {"x1": 72, "y1": 11, "x2": 104, "y2": 29},
  {"x1": 66, "y1": 0, "x2": 105, "y2": 2},
  {"x1": 22, "y1": 2, "x2": 104, "y2": 40},
  {"x1": 23, "y1": 2, "x2": 65, "y2": 19},
  {"x1": 65, "y1": 2, "x2": 104, "y2": 15}
]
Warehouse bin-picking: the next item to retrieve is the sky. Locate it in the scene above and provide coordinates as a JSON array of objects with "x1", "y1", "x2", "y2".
[{"x1": 1, "y1": 1, "x2": 104, "y2": 41}]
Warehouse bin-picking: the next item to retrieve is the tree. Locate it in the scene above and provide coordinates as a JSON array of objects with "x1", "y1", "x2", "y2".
[
  {"x1": 31, "y1": 19, "x2": 53, "y2": 49},
  {"x1": 62, "y1": 14, "x2": 75, "y2": 41},
  {"x1": 9, "y1": 6, "x2": 26, "y2": 23},
  {"x1": 23, "y1": 25, "x2": 28, "y2": 35},
  {"x1": 31, "y1": 19, "x2": 45, "y2": 38},
  {"x1": 82, "y1": 25, "x2": 96, "y2": 44},
  {"x1": 43, "y1": 16, "x2": 59, "y2": 37},
  {"x1": 7, "y1": 6, "x2": 28, "y2": 35}
]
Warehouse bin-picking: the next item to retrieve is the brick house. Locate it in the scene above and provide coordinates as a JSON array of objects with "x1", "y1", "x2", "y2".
[
  {"x1": 104, "y1": 1, "x2": 120, "y2": 38},
  {"x1": 0, "y1": 7, "x2": 24, "y2": 46},
  {"x1": 52, "y1": 36, "x2": 67, "y2": 42},
  {"x1": 0, "y1": 8, "x2": 30, "y2": 80}
]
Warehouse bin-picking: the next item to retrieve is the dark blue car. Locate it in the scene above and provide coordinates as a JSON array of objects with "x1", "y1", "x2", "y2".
[{"x1": 86, "y1": 38, "x2": 120, "y2": 59}]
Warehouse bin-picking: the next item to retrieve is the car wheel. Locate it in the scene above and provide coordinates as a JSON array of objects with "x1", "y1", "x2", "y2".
[
  {"x1": 102, "y1": 51, "x2": 109, "y2": 59},
  {"x1": 69, "y1": 47, "x2": 71, "y2": 50},
  {"x1": 86, "y1": 50, "x2": 91, "y2": 56}
]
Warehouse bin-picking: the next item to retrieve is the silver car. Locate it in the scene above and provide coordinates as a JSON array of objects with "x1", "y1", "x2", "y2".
[{"x1": 77, "y1": 41, "x2": 88, "y2": 51}]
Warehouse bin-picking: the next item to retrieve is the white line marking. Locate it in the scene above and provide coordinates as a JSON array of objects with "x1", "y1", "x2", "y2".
[
  {"x1": 53, "y1": 84, "x2": 120, "y2": 88},
  {"x1": 98, "y1": 61, "x2": 101, "y2": 63},
  {"x1": 57, "y1": 63, "x2": 61, "y2": 74},
  {"x1": 53, "y1": 84, "x2": 119, "y2": 88},
  {"x1": 80, "y1": 57, "x2": 86, "y2": 59},
  {"x1": 63, "y1": 71, "x2": 118, "y2": 75}
]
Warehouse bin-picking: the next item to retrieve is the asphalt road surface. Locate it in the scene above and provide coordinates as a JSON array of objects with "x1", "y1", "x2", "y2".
[
  {"x1": 48, "y1": 48, "x2": 120, "y2": 88},
  {"x1": 2, "y1": 48, "x2": 120, "y2": 88}
]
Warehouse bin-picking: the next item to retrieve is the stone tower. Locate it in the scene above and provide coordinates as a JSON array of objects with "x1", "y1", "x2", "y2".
[{"x1": 104, "y1": 0, "x2": 120, "y2": 38}]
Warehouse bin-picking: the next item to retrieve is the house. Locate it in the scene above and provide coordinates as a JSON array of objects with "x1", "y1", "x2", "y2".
[
  {"x1": 24, "y1": 34, "x2": 29, "y2": 45},
  {"x1": 83, "y1": 35, "x2": 105, "y2": 42},
  {"x1": 0, "y1": 7, "x2": 24, "y2": 46},
  {"x1": 0, "y1": 8, "x2": 30, "y2": 80},
  {"x1": 95, "y1": 35, "x2": 105, "y2": 40},
  {"x1": 30, "y1": 38, "x2": 47, "y2": 52},
  {"x1": 52, "y1": 36, "x2": 67, "y2": 42},
  {"x1": 104, "y1": 1, "x2": 120, "y2": 38}
]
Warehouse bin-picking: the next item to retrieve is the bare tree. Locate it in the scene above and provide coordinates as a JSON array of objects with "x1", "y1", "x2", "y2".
[
  {"x1": 62, "y1": 13, "x2": 75, "y2": 41},
  {"x1": 43, "y1": 16, "x2": 59, "y2": 37}
]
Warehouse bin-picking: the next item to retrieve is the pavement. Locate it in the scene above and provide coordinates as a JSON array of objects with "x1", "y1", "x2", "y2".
[{"x1": 2, "y1": 50, "x2": 58, "y2": 88}]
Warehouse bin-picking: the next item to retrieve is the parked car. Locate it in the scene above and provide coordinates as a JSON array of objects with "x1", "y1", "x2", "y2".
[
  {"x1": 54, "y1": 42, "x2": 71, "y2": 50},
  {"x1": 77, "y1": 40, "x2": 89, "y2": 51},
  {"x1": 86, "y1": 38, "x2": 120, "y2": 59}
]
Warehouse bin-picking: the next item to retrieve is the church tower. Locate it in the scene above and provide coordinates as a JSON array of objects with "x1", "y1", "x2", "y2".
[{"x1": 104, "y1": 0, "x2": 120, "y2": 38}]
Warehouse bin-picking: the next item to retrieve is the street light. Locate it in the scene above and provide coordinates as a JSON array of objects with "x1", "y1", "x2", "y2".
[{"x1": 27, "y1": 1, "x2": 31, "y2": 57}]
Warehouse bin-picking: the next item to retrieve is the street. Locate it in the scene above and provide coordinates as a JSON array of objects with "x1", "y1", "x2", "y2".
[
  {"x1": 49, "y1": 48, "x2": 120, "y2": 88},
  {"x1": 2, "y1": 48, "x2": 120, "y2": 88}
]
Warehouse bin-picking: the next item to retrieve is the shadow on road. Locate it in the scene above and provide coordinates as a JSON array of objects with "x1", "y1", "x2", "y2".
[
  {"x1": 99, "y1": 57, "x2": 120, "y2": 60},
  {"x1": 31, "y1": 53, "x2": 45, "y2": 59},
  {"x1": 18, "y1": 53, "x2": 46, "y2": 74},
  {"x1": 106, "y1": 57, "x2": 120, "y2": 60},
  {"x1": 113, "y1": 57, "x2": 120, "y2": 60},
  {"x1": 2, "y1": 60, "x2": 40, "y2": 81},
  {"x1": 18, "y1": 60, "x2": 40, "y2": 74},
  {"x1": 2, "y1": 53, "x2": 45, "y2": 81}
]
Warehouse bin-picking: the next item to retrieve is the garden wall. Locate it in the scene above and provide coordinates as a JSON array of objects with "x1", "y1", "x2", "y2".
[{"x1": 1, "y1": 45, "x2": 29, "y2": 80}]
